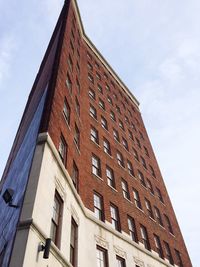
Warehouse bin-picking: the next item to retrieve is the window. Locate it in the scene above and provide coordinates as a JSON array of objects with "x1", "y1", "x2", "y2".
[
  {"x1": 154, "y1": 206, "x2": 163, "y2": 226},
  {"x1": 106, "y1": 166, "x2": 115, "y2": 188},
  {"x1": 94, "y1": 192, "x2": 104, "y2": 221},
  {"x1": 89, "y1": 88, "x2": 95, "y2": 99},
  {"x1": 105, "y1": 84, "x2": 110, "y2": 91},
  {"x1": 139, "y1": 131, "x2": 144, "y2": 140},
  {"x1": 110, "y1": 110, "x2": 116, "y2": 121},
  {"x1": 133, "y1": 189, "x2": 142, "y2": 209},
  {"x1": 116, "y1": 105, "x2": 121, "y2": 114},
  {"x1": 88, "y1": 73, "x2": 94, "y2": 83},
  {"x1": 113, "y1": 93, "x2": 117, "y2": 100},
  {"x1": 117, "y1": 151, "x2": 125, "y2": 167},
  {"x1": 125, "y1": 116, "x2": 129, "y2": 124},
  {"x1": 76, "y1": 79, "x2": 80, "y2": 94},
  {"x1": 164, "y1": 214, "x2": 174, "y2": 234},
  {"x1": 175, "y1": 249, "x2": 183, "y2": 267},
  {"x1": 122, "y1": 137, "x2": 129, "y2": 151},
  {"x1": 96, "y1": 246, "x2": 108, "y2": 267},
  {"x1": 98, "y1": 84, "x2": 103, "y2": 94},
  {"x1": 146, "y1": 179, "x2": 154, "y2": 195},
  {"x1": 92, "y1": 154, "x2": 101, "y2": 177},
  {"x1": 127, "y1": 216, "x2": 138, "y2": 242},
  {"x1": 128, "y1": 109, "x2": 131, "y2": 116},
  {"x1": 75, "y1": 98, "x2": 80, "y2": 117},
  {"x1": 138, "y1": 170, "x2": 146, "y2": 187},
  {"x1": 76, "y1": 62, "x2": 80, "y2": 75},
  {"x1": 96, "y1": 72, "x2": 101, "y2": 80},
  {"x1": 133, "y1": 148, "x2": 139, "y2": 161},
  {"x1": 91, "y1": 126, "x2": 99, "y2": 144},
  {"x1": 140, "y1": 225, "x2": 151, "y2": 251},
  {"x1": 121, "y1": 179, "x2": 130, "y2": 199},
  {"x1": 107, "y1": 95, "x2": 113, "y2": 105},
  {"x1": 145, "y1": 198, "x2": 154, "y2": 218},
  {"x1": 154, "y1": 234, "x2": 164, "y2": 258},
  {"x1": 68, "y1": 54, "x2": 73, "y2": 71},
  {"x1": 136, "y1": 137, "x2": 141, "y2": 148},
  {"x1": 144, "y1": 146, "x2": 149, "y2": 157},
  {"x1": 131, "y1": 122, "x2": 136, "y2": 131},
  {"x1": 90, "y1": 105, "x2": 97, "y2": 119},
  {"x1": 101, "y1": 116, "x2": 108, "y2": 130},
  {"x1": 59, "y1": 135, "x2": 67, "y2": 165},
  {"x1": 103, "y1": 138, "x2": 111, "y2": 155},
  {"x1": 128, "y1": 130, "x2": 134, "y2": 141},
  {"x1": 99, "y1": 99, "x2": 105, "y2": 110},
  {"x1": 127, "y1": 160, "x2": 134, "y2": 176},
  {"x1": 141, "y1": 156, "x2": 147, "y2": 169},
  {"x1": 119, "y1": 120, "x2": 124, "y2": 130},
  {"x1": 70, "y1": 40, "x2": 74, "y2": 54},
  {"x1": 50, "y1": 191, "x2": 63, "y2": 247},
  {"x1": 74, "y1": 124, "x2": 80, "y2": 149},
  {"x1": 63, "y1": 99, "x2": 70, "y2": 124},
  {"x1": 87, "y1": 62, "x2": 93, "y2": 71},
  {"x1": 149, "y1": 165, "x2": 156, "y2": 178},
  {"x1": 113, "y1": 129, "x2": 120, "y2": 142},
  {"x1": 156, "y1": 187, "x2": 164, "y2": 203},
  {"x1": 70, "y1": 218, "x2": 78, "y2": 266},
  {"x1": 72, "y1": 161, "x2": 79, "y2": 191},
  {"x1": 116, "y1": 256, "x2": 126, "y2": 267},
  {"x1": 87, "y1": 51, "x2": 92, "y2": 60},
  {"x1": 66, "y1": 73, "x2": 72, "y2": 93},
  {"x1": 110, "y1": 203, "x2": 121, "y2": 231},
  {"x1": 164, "y1": 241, "x2": 174, "y2": 265}
]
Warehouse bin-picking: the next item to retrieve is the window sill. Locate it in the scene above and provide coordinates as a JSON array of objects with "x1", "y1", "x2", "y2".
[
  {"x1": 63, "y1": 113, "x2": 71, "y2": 130},
  {"x1": 136, "y1": 206, "x2": 144, "y2": 213},
  {"x1": 92, "y1": 173, "x2": 103, "y2": 181},
  {"x1": 104, "y1": 151, "x2": 113, "y2": 158},
  {"x1": 73, "y1": 141, "x2": 80, "y2": 155},
  {"x1": 89, "y1": 114, "x2": 98, "y2": 122},
  {"x1": 108, "y1": 185, "x2": 118, "y2": 192},
  {"x1": 90, "y1": 140, "x2": 101, "y2": 148},
  {"x1": 124, "y1": 197, "x2": 132, "y2": 204}
]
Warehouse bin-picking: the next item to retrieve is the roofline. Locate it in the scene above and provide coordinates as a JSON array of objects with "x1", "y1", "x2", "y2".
[{"x1": 71, "y1": 0, "x2": 140, "y2": 108}]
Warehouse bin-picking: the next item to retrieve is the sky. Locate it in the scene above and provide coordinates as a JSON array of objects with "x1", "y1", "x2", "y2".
[{"x1": 0, "y1": 0, "x2": 199, "y2": 265}]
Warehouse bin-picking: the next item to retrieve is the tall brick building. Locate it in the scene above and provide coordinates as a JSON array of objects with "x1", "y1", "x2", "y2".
[{"x1": 0, "y1": 0, "x2": 192, "y2": 266}]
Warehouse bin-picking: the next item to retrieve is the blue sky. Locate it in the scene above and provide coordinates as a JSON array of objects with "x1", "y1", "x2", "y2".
[{"x1": 0, "y1": 0, "x2": 199, "y2": 265}]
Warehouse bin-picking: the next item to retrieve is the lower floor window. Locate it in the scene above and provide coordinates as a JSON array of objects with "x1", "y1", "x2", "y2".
[{"x1": 96, "y1": 246, "x2": 108, "y2": 267}]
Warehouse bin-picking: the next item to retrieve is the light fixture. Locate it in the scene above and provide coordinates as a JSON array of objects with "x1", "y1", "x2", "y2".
[
  {"x1": 39, "y1": 238, "x2": 51, "y2": 259},
  {"x1": 2, "y1": 188, "x2": 18, "y2": 208}
]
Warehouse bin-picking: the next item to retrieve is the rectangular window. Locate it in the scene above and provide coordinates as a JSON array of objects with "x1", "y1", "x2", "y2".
[
  {"x1": 50, "y1": 191, "x2": 63, "y2": 247},
  {"x1": 87, "y1": 62, "x2": 93, "y2": 71},
  {"x1": 144, "y1": 146, "x2": 149, "y2": 157},
  {"x1": 133, "y1": 148, "x2": 139, "y2": 161},
  {"x1": 98, "y1": 84, "x2": 103, "y2": 94},
  {"x1": 136, "y1": 137, "x2": 141, "y2": 148},
  {"x1": 96, "y1": 72, "x2": 101, "y2": 80},
  {"x1": 127, "y1": 160, "x2": 134, "y2": 176},
  {"x1": 122, "y1": 138, "x2": 129, "y2": 151},
  {"x1": 110, "y1": 110, "x2": 116, "y2": 121},
  {"x1": 92, "y1": 154, "x2": 101, "y2": 177},
  {"x1": 89, "y1": 88, "x2": 95, "y2": 99},
  {"x1": 141, "y1": 156, "x2": 147, "y2": 169},
  {"x1": 70, "y1": 218, "x2": 78, "y2": 267},
  {"x1": 175, "y1": 249, "x2": 183, "y2": 267},
  {"x1": 164, "y1": 214, "x2": 174, "y2": 234},
  {"x1": 119, "y1": 120, "x2": 124, "y2": 130},
  {"x1": 128, "y1": 130, "x2": 134, "y2": 140},
  {"x1": 149, "y1": 165, "x2": 156, "y2": 178},
  {"x1": 72, "y1": 161, "x2": 79, "y2": 191},
  {"x1": 68, "y1": 54, "x2": 73, "y2": 71},
  {"x1": 105, "y1": 84, "x2": 110, "y2": 91},
  {"x1": 154, "y1": 234, "x2": 164, "y2": 258},
  {"x1": 121, "y1": 179, "x2": 130, "y2": 200},
  {"x1": 99, "y1": 98, "x2": 105, "y2": 110},
  {"x1": 154, "y1": 206, "x2": 163, "y2": 226},
  {"x1": 91, "y1": 126, "x2": 99, "y2": 144},
  {"x1": 75, "y1": 98, "x2": 80, "y2": 117},
  {"x1": 101, "y1": 116, "x2": 108, "y2": 130},
  {"x1": 74, "y1": 124, "x2": 80, "y2": 149},
  {"x1": 76, "y1": 62, "x2": 80, "y2": 76},
  {"x1": 96, "y1": 246, "x2": 108, "y2": 267},
  {"x1": 133, "y1": 189, "x2": 142, "y2": 209},
  {"x1": 110, "y1": 203, "x2": 121, "y2": 231},
  {"x1": 106, "y1": 166, "x2": 115, "y2": 188},
  {"x1": 146, "y1": 179, "x2": 154, "y2": 195},
  {"x1": 127, "y1": 216, "x2": 137, "y2": 242},
  {"x1": 145, "y1": 198, "x2": 154, "y2": 219},
  {"x1": 138, "y1": 170, "x2": 146, "y2": 187},
  {"x1": 116, "y1": 105, "x2": 121, "y2": 114},
  {"x1": 63, "y1": 99, "x2": 70, "y2": 125},
  {"x1": 58, "y1": 134, "x2": 67, "y2": 165},
  {"x1": 76, "y1": 79, "x2": 80, "y2": 94},
  {"x1": 88, "y1": 73, "x2": 94, "y2": 83},
  {"x1": 164, "y1": 241, "x2": 174, "y2": 265},
  {"x1": 66, "y1": 73, "x2": 72, "y2": 93},
  {"x1": 90, "y1": 105, "x2": 97, "y2": 119},
  {"x1": 103, "y1": 138, "x2": 111, "y2": 155},
  {"x1": 116, "y1": 255, "x2": 126, "y2": 267},
  {"x1": 117, "y1": 151, "x2": 125, "y2": 167},
  {"x1": 139, "y1": 131, "x2": 144, "y2": 140},
  {"x1": 94, "y1": 192, "x2": 104, "y2": 221},
  {"x1": 156, "y1": 187, "x2": 164, "y2": 203},
  {"x1": 113, "y1": 129, "x2": 120, "y2": 142},
  {"x1": 107, "y1": 96, "x2": 113, "y2": 105},
  {"x1": 140, "y1": 225, "x2": 151, "y2": 251}
]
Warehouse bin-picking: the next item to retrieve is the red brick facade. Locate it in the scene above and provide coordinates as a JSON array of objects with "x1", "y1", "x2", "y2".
[{"x1": 40, "y1": 1, "x2": 192, "y2": 266}]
